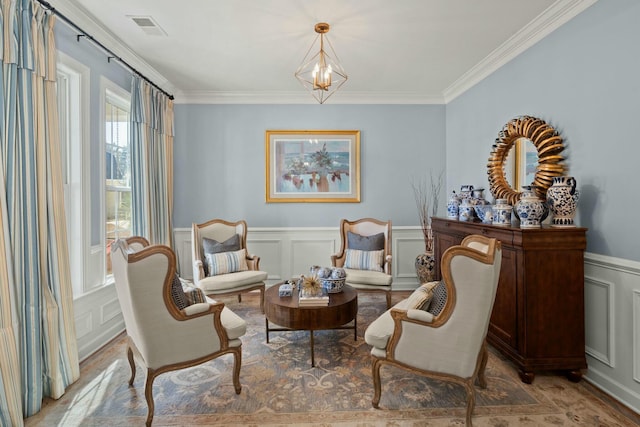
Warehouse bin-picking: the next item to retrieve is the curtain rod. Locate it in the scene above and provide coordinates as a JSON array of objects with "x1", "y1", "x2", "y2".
[{"x1": 36, "y1": 0, "x2": 174, "y2": 100}]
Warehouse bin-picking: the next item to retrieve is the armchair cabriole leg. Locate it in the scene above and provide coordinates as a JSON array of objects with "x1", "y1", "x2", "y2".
[
  {"x1": 464, "y1": 380, "x2": 476, "y2": 427},
  {"x1": 144, "y1": 369, "x2": 157, "y2": 427},
  {"x1": 385, "y1": 291, "x2": 391, "y2": 309},
  {"x1": 232, "y1": 348, "x2": 242, "y2": 394},
  {"x1": 371, "y1": 358, "x2": 383, "y2": 408},
  {"x1": 127, "y1": 345, "x2": 136, "y2": 385},
  {"x1": 259, "y1": 286, "x2": 265, "y2": 314},
  {"x1": 477, "y1": 342, "x2": 488, "y2": 389}
]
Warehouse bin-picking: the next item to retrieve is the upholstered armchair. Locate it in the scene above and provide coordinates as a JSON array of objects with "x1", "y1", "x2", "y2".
[
  {"x1": 364, "y1": 235, "x2": 502, "y2": 426},
  {"x1": 111, "y1": 236, "x2": 247, "y2": 426},
  {"x1": 192, "y1": 219, "x2": 268, "y2": 312},
  {"x1": 331, "y1": 218, "x2": 393, "y2": 308}
]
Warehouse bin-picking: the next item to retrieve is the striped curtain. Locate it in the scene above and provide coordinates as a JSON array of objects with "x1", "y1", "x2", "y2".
[
  {"x1": 0, "y1": 0, "x2": 79, "y2": 424},
  {"x1": 130, "y1": 76, "x2": 174, "y2": 247}
]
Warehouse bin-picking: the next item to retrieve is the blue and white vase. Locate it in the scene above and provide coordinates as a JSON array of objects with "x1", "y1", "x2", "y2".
[
  {"x1": 447, "y1": 191, "x2": 460, "y2": 219},
  {"x1": 492, "y1": 199, "x2": 512, "y2": 226},
  {"x1": 515, "y1": 187, "x2": 546, "y2": 228},
  {"x1": 546, "y1": 176, "x2": 580, "y2": 227}
]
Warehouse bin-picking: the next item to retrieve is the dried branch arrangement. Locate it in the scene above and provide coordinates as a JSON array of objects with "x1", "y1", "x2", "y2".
[{"x1": 411, "y1": 170, "x2": 444, "y2": 253}]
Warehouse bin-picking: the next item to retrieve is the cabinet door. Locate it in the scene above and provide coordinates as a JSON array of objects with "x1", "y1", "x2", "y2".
[
  {"x1": 434, "y1": 232, "x2": 461, "y2": 280},
  {"x1": 488, "y1": 247, "x2": 518, "y2": 348}
]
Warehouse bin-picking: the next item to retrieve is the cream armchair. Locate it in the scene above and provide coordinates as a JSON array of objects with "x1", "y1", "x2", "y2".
[
  {"x1": 192, "y1": 219, "x2": 267, "y2": 312},
  {"x1": 364, "y1": 235, "x2": 502, "y2": 426},
  {"x1": 111, "y1": 237, "x2": 247, "y2": 426},
  {"x1": 331, "y1": 218, "x2": 393, "y2": 308}
]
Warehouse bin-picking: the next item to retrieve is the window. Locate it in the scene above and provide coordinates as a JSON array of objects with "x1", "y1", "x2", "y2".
[
  {"x1": 57, "y1": 52, "x2": 89, "y2": 297},
  {"x1": 103, "y1": 84, "x2": 131, "y2": 275}
]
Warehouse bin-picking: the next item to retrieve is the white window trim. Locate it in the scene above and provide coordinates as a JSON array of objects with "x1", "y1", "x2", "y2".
[
  {"x1": 100, "y1": 77, "x2": 131, "y2": 280},
  {"x1": 57, "y1": 51, "x2": 90, "y2": 297}
]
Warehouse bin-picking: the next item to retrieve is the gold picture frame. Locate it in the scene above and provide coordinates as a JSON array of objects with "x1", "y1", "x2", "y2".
[{"x1": 265, "y1": 130, "x2": 361, "y2": 203}]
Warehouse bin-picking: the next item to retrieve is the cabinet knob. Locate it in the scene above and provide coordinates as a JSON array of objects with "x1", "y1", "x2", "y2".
[{"x1": 481, "y1": 228, "x2": 488, "y2": 235}]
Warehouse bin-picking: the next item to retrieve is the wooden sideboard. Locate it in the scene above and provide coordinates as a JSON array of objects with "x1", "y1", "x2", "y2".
[{"x1": 432, "y1": 216, "x2": 587, "y2": 383}]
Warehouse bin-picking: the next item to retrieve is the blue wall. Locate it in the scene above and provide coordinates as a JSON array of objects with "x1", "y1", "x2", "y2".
[
  {"x1": 173, "y1": 104, "x2": 446, "y2": 227},
  {"x1": 446, "y1": 0, "x2": 640, "y2": 261}
]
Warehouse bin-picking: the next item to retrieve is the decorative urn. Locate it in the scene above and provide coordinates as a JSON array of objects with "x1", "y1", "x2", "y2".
[{"x1": 546, "y1": 176, "x2": 580, "y2": 227}]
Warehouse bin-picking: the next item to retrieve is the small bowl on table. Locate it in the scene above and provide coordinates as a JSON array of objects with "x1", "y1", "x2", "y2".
[{"x1": 322, "y1": 278, "x2": 345, "y2": 293}]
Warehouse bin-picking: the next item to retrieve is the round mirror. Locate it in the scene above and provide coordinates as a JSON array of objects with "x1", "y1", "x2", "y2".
[{"x1": 487, "y1": 116, "x2": 565, "y2": 205}]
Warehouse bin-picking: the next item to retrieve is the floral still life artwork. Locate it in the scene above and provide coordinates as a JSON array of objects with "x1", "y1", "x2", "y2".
[{"x1": 265, "y1": 130, "x2": 360, "y2": 203}]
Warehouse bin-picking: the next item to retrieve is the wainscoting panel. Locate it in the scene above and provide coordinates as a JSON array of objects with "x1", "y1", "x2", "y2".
[
  {"x1": 74, "y1": 283, "x2": 125, "y2": 361},
  {"x1": 248, "y1": 239, "x2": 283, "y2": 281},
  {"x1": 393, "y1": 233, "x2": 426, "y2": 280},
  {"x1": 584, "y1": 253, "x2": 640, "y2": 413},
  {"x1": 74, "y1": 311, "x2": 92, "y2": 341},
  {"x1": 634, "y1": 290, "x2": 640, "y2": 383},
  {"x1": 290, "y1": 239, "x2": 337, "y2": 279},
  {"x1": 584, "y1": 276, "x2": 614, "y2": 366}
]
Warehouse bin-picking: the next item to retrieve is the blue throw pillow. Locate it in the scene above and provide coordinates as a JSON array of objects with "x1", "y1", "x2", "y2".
[
  {"x1": 347, "y1": 231, "x2": 385, "y2": 251},
  {"x1": 206, "y1": 249, "x2": 249, "y2": 276},
  {"x1": 344, "y1": 248, "x2": 384, "y2": 272}
]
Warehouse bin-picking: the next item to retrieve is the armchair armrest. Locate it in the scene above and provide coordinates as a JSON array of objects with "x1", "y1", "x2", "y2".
[
  {"x1": 331, "y1": 253, "x2": 345, "y2": 268},
  {"x1": 406, "y1": 309, "x2": 434, "y2": 323},
  {"x1": 246, "y1": 253, "x2": 260, "y2": 270},
  {"x1": 193, "y1": 259, "x2": 205, "y2": 285},
  {"x1": 176, "y1": 301, "x2": 230, "y2": 348},
  {"x1": 384, "y1": 255, "x2": 392, "y2": 275},
  {"x1": 182, "y1": 302, "x2": 213, "y2": 316},
  {"x1": 390, "y1": 308, "x2": 437, "y2": 328}
]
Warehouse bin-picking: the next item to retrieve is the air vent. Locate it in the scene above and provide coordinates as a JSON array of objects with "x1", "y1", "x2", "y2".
[{"x1": 127, "y1": 15, "x2": 167, "y2": 36}]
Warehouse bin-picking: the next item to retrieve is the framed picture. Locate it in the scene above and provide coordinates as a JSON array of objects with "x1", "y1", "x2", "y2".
[{"x1": 265, "y1": 130, "x2": 360, "y2": 203}]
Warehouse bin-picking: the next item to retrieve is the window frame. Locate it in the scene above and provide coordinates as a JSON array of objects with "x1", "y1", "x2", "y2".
[
  {"x1": 100, "y1": 77, "x2": 132, "y2": 280},
  {"x1": 57, "y1": 51, "x2": 90, "y2": 298}
]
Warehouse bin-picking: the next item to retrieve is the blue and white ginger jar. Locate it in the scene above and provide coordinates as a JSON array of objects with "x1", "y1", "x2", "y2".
[
  {"x1": 492, "y1": 199, "x2": 512, "y2": 226},
  {"x1": 515, "y1": 187, "x2": 546, "y2": 228},
  {"x1": 447, "y1": 191, "x2": 460, "y2": 219}
]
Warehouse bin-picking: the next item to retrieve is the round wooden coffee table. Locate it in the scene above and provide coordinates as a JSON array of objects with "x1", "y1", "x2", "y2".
[{"x1": 265, "y1": 283, "x2": 358, "y2": 366}]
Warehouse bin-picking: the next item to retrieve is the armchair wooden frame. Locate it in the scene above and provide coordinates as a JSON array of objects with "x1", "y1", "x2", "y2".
[
  {"x1": 192, "y1": 218, "x2": 265, "y2": 312},
  {"x1": 331, "y1": 218, "x2": 393, "y2": 308},
  {"x1": 112, "y1": 237, "x2": 242, "y2": 426},
  {"x1": 371, "y1": 236, "x2": 501, "y2": 426}
]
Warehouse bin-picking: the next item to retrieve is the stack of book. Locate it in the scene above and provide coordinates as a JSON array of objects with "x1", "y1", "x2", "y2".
[{"x1": 298, "y1": 288, "x2": 329, "y2": 307}]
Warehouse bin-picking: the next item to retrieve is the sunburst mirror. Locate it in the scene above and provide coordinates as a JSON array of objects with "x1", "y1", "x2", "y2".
[{"x1": 487, "y1": 116, "x2": 565, "y2": 205}]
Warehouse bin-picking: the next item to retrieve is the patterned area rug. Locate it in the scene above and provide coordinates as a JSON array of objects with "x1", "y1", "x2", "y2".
[{"x1": 28, "y1": 293, "x2": 638, "y2": 426}]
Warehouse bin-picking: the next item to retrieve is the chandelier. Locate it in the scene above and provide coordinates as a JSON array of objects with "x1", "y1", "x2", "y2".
[{"x1": 295, "y1": 23, "x2": 348, "y2": 104}]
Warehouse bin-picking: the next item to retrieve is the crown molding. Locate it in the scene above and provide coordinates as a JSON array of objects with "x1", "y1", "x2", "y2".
[
  {"x1": 443, "y1": 0, "x2": 599, "y2": 103},
  {"x1": 173, "y1": 90, "x2": 444, "y2": 105},
  {"x1": 49, "y1": 0, "x2": 176, "y2": 95},
  {"x1": 51, "y1": 0, "x2": 597, "y2": 106}
]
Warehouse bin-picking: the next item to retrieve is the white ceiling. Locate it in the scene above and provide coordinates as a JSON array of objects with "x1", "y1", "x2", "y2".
[{"x1": 50, "y1": 0, "x2": 596, "y2": 104}]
